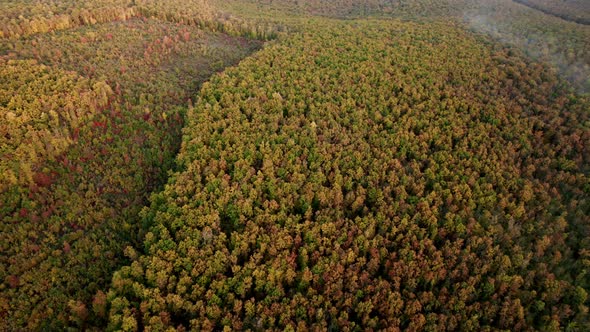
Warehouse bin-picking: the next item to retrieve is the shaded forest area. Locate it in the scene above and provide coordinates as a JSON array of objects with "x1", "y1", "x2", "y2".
[
  {"x1": 1, "y1": 1, "x2": 262, "y2": 329},
  {"x1": 1, "y1": 0, "x2": 589, "y2": 330}
]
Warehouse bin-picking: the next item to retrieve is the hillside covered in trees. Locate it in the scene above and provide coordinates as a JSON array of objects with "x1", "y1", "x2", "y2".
[
  {"x1": 1, "y1": 0, "x2": 589, "y2": 330},
  {"x1": 513, "y1": 0, "x2": 590, "y2": 25},
  {"x1": 1, "y1": 1, "x2": 262, "y2": 329}
]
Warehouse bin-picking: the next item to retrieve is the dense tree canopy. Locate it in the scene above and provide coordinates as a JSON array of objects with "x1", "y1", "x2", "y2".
[
  {"x1": 0, "y1": 59, "x2": 107, "y2": 190},
  {"x1": 106, "y1": 19, "x2": 589, "y2": 330},
  {"x1": 0, "y1": 12, "x2": 260, "y2": 331},
  {"x1": 0, "y1": 0, "x2": 137, "y2": 39},
  {"x1": 1, "y1": 0, "x2": 588, "y2": 330}
]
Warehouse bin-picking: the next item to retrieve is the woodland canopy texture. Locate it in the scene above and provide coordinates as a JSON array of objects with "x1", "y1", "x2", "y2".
[{"x1": 1, "y1": 0, "x2": 588, "y2": 330}]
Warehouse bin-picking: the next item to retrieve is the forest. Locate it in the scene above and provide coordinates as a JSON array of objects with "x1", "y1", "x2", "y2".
[
  {"x1": 513, "y1": 0, "x2": 590, "y2": 25},
  {"x1": 1, "y1": 0, "x2": 589, "y2": 330}
]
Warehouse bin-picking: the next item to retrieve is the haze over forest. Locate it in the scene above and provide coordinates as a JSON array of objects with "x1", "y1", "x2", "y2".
[{"x1": 1, "y1": 0, "x2": 589, "y2": 330}]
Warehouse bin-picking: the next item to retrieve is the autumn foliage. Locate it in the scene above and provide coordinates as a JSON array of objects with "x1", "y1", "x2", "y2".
[
  {"x1": 0, "y1": 3, "x2": 260, "y2": 330},
  {"x1": 1, "y1": 0, "x2": 589, "y2": 330},
  {"x1": 106, "y1": 19, "x2": 589, "y2": 330}
]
